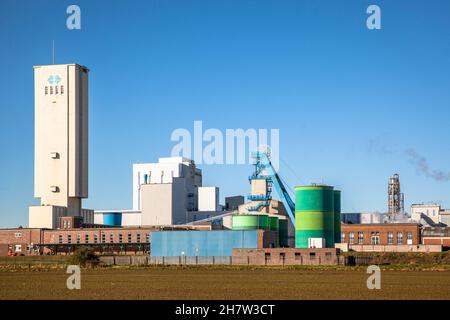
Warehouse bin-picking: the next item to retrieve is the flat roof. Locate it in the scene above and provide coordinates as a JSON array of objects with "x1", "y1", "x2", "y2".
[{"x1": 33, "y1": 63, "x2": 89, "y2": 72}]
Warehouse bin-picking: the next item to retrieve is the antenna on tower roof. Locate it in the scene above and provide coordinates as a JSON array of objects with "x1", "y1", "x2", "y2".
[{"x1": 52, "y1": 40, "x2": 55, "y2": 64}]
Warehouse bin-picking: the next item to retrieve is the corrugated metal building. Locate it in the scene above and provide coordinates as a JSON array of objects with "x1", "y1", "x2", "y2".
[{"x1": 151, "y1": 230, "x2": 275, "y2": 257}]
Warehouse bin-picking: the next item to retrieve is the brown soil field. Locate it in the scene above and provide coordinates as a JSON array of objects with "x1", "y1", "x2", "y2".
[{"x1": 1, "y1": 267, "x2": 449, "y2": 300}]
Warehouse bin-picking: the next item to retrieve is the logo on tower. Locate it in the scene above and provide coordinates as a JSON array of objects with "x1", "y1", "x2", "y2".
[{"x1": 48, "y1": 75, "x2": 61, "y2": 84}]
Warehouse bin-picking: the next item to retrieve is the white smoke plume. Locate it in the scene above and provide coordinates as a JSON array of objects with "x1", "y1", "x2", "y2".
[
  {"x1": 404, "y1": 148, "x2": 450, "y2": 182},
  {"x1": 368, "y1": 138, "x2": 450, "y2": 182}
]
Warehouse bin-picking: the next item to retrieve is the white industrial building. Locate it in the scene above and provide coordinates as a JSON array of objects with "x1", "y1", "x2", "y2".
[
  {"x1": 95, "y1": 157, "x2": 225, "y2": 226},
  {"x1": 411, "y1": 203, "x2": 450, "y2": 226},
  {"x1": 29, "y1": 64, "x2": 93, "y2": 229},
  {"x1": 198, "y1": 187, "x2": 219, "y2": 212},
  {"x1": 132, "y1": 157, "x2": 202, "y2": 211}
]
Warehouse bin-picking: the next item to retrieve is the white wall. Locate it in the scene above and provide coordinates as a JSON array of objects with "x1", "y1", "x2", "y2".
[
  {"x1": 122, "y1": 212, "x2": 142, "y2": 226},
  {"x1": 29, "y1": 205, "x2": 66, "y2": 229},
  {"x1": 141, "y1": 183, "x2": 173, "y2": 225},
  {"x1": 132, "y1": 157, "x2": 202, "y2": 211},
  {"x1": 33, "y1": 64, "x2": 88, "y2": 212},
  {"x1": 411, "y1": 204, "x2": 441, "y2": 224},
  {"x1": 198, "y1": 187, "x2": 219, "y2": 211}
]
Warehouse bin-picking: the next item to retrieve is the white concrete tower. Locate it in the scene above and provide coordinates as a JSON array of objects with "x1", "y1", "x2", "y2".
[{"x1": 29, "y1": 64, "x2": 91, "y2": 228}]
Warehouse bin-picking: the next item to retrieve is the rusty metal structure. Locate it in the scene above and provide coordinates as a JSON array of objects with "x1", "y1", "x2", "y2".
[{"x1": 388, "y1": 173, "x2": 404, "y2": 221}]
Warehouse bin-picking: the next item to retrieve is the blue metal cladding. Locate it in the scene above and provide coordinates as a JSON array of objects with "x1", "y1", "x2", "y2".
[
  {"x1": 150, "y1": 230, "x2": 259, "y2": 257},
  {"x1": 103, "y1": 212, "x2": 122, "y2": 226}
]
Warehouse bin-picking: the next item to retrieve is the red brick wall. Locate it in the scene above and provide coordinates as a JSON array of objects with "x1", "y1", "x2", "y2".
[
  {"x1": 341, "y1": 224, "x2": 420, "y2": 245},
  {"x1": 0, "y1": 229, "x2": 43, "y2": 255},
  {"x1": 43, "y1": 227, "x2": 154, "y2": 245},
  {"x1": 422, "y1": 237, "x2": 450, "y2": 246},
  {"x1": 233, "y1": 248, "x2": 341, "y2": 265}
]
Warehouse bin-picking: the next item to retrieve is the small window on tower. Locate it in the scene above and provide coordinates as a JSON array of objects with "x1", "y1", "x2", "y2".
[
  {"x1": 50, "y1": 86, "x2": 53, "y2": 95},
  {"x1": 61, "y1": 85, "x2": 64, "y2": 94},
  {"x1": 45, "y1": 86, "x2": 48, "y2": 95},
  {"x1": 55, "y1": 86, "x2": 59, "y2": 94}
]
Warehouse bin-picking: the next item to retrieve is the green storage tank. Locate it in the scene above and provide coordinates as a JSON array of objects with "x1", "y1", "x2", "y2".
[
  {"x1": 295, "y1": 185, "x2": 335, "y2": 248},
  {"x1": 269, "y1": 216, "x2": 280, "y2": 247},
  {"x1": 269, "y1": 216, "x2": 279, "y2": 231},
  {"x1": 333, "y1": 190, "x2": 341, "y2": 244},
  {"x1": 232, "y1": 214, "x2": 269, "y2": 230},
  {"x1": 278, "y1": 218, "x2": 288, "y2": 247}
]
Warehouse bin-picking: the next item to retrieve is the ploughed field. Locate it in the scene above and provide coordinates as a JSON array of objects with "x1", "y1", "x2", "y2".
[{"x1": 1, "y1": 267, "x2": 449, "y2": 300}]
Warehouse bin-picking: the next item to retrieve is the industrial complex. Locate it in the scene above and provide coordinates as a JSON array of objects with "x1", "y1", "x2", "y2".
[{"x1": 0, "y1": 63, "x2": 449, "y2": 264}]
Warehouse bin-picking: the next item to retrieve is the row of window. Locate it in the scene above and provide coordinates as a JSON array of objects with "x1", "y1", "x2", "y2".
[
  {"x1": 58, "y1": 233, "x2": 150, "y2": 244},
  {"x1": 341, "y1": 231, "x2": 413, "y2": 245},
  {"x1": 264, "y1": 252, "x2": 333, "y2": 260},
  {"x1": 44, "y1": 85, "x2": 64, "y2": 95}
]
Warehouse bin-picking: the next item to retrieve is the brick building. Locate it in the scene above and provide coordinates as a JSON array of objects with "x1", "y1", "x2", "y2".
[
  {"x1": 0, "y1": 224, "x2": 212, "y2": 256},
  {"x1": 422, "y1": 227, "x2": 450, "y2": 247},
  {"x1": 0, "y1": 228, "x2": 43, "y2": 256},
  {"x1": 232, "y1": 248, "x2": 341, "y2": 265},
  {"x1": 341, "y1": 223, "x2": 421, "y2": 246}
]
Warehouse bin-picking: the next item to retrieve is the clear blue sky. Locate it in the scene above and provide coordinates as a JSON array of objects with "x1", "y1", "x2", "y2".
[{"x1": 1, "y1": 0, "x2": 450, "y2": 227}]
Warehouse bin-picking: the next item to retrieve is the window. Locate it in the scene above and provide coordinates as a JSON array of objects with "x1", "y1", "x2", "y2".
[
  {"x1": 50, "y1": 86, "x2": 53, "y2": 94},
  {"x1": 110, "y1": 234, "x2": 114, "y2": 243},
  {"x1": 101, "y1": 233, "x2": 106, "y2": 243},
  {"x1": 407, "y1": 232, "x2": 413, "y2": 240},
  {"x1": 76, "y1": 234, "x2": 81, "y2": 244},
  {"x1": 397, "y1": 232, "x2": 403, "y2": 244},
  {"x1": 55, "y1": 86, "x2": 59, "y2": 94},
  {"x1": 371, "y1": 235, "x2": 380, "y2": 245},
  {"x1": 279, "y1": 252, "x2": 286, "y2": 259},
  {"x1": 45, "y1": 86, "x2": 48, "y2": 95},
  {"x1": 60, "y1": 85, "x2": 64, "y2": 94},
  {"x1": 309, "y1": 252, "x2": 316, "y2": 259},
  {"x1": 349, "y1": 232, "x2": 355, "y2": 244},
  {"x1": 58, "y1": 235, "x2": 63, "y2": 244},
  {"x1": 388, "y1": 232, "x2": 394, "y2": 245},
  {"x1": 14, "y1": 232, "x2": 22, "y2": 238},
  {"x1": 128, "y1": 233, "x2": 132, "y2": 243},
  {"x1": 325, "y1": 252, "x2": 332, "y2": 260},
  {"x1": 67, "y1": 235, "x2": 72, "y2": 244},
  {"x1": 137, "y1": 234, "x2": 141, "y2": 243},
  {"x1": 341, "y1": 232, "x2": 345, "y2": 242},
  {"x1": 94, "y1": 234, "x2": 98, "y2": 244},
  {"x1": 295, "y1": 253, "x2": 301, "y2": 261},
  {"x1": 265, "y1": 253, "x2": 271, "y2": 260},
  {"x1": 358, "y1": 232, "x2": 364, "y2": 244},
  {"x1": 146, "y1": 233, "x2": 150, "y2": 243},
  {"x1": 15, "y1": 245, "x2": 22, "y2": 252},
  {"x1": 84, "y1": 234, "x2": 89, "y2": 244},
  {"x1": 119, "y1": 234, "x2": 123, "y2": 243}
]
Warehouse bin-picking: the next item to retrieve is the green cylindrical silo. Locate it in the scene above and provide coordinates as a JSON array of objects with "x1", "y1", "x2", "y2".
[
  {"x1": 333, "y1": 190, "x2": 341, "y2": 244},
  {"x1": 269, "y1": 216, "x2": 279, "y2": 247},
  {"x1": 269, "y1": 216, "x2": 279, "y2": 231},
  {"x1": 232, "y1": 214, "x2": 269, "y2": 230},
  {"x1": 295, "y1": 185, "x2": 335, "y2": 248},
  {"x1": 278, "y1": 218, "x2": 288, "y2": 247}
]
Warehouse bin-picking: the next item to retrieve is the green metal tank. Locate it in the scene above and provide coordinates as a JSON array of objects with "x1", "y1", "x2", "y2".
[
  {"x1": 278, "y1": 218, "x2": 288, "y2": 247},
  {"x1": 269, "y1": 216, "x2": 279, "y2": 231},
  {"x1": 232, "y1": 214, "x2": 269, "y2": 230},
  {"x1": 333, "y1": 190, "x2": 341, "y2": 244},
  {"x1": 269, "y1": 216, "x2": 280, "y2": 247},
  {"x1": 295, "y1": 185, "x2": 335, "y2": 248}
]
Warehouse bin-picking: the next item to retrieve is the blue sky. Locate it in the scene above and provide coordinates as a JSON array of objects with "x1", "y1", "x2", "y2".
[{"x1": 1, "y1": 0, "x2": 450, "y2": 227}]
